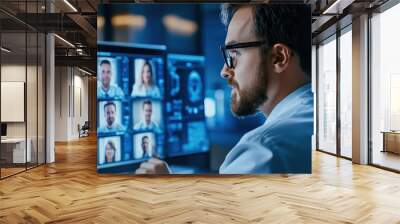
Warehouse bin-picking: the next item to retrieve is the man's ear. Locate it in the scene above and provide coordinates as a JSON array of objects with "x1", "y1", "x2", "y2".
[{"x1": 270, "y1": 43, "x2": 291, "y2": 74}]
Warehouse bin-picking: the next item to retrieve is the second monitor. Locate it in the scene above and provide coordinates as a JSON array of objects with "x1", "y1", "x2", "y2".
[{"x1": 166, "y1": 54, "x2": 209, "y2": 157}]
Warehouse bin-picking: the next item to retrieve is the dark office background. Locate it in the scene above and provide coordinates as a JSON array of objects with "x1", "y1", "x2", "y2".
[{"x1": 98, "y1": 4, "x2": 265, "y2": 171}]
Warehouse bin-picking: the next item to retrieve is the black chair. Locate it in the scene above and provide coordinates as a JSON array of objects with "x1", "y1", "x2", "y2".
[{"x1": 78, "y1": 121, "x2": 90, "y2": 138}]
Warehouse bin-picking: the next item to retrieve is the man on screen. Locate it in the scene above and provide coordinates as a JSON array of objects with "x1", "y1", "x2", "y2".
[
  {"x1": 97, "y1": 59, "x2": 124, "y2": 98},
  {"x1": 98, "y1": 101, "x2": 125, "y2": 132},
  {"x1": 133, "y1": 100, "x2": 160, "y2": 131},
  {"x1": 136, "y1": 4, "x2": 313, "y2": 174},
  {"x1": 140, "y1": 135, "x2": 155, "y2": 158}
]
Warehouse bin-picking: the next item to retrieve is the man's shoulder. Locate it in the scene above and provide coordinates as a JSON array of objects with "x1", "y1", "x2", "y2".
[
  {"x1": 110, "y1": 84, "x2": 123, "y2": 92},
  {"x1": 98, "y1": 126, "x2": 108, "y2": 132},
  {"x1": 134, "y1": 121, "x2": 142, "y2": 128},
  {"x1": 244, "y1": 103, "x2": 313, "y2": 144},
  {"x1": 269, "y1": 90, "x2": 313, "y2": 132},
  {"x1": 97, "y1": 83, "x2": 104, "y2": 93},
  {"x1": 115, "y1": 123, "x2": 125, "y2": 130},
  {"x1": 221, "y1": 87, "x2": 313, "y2": 174}
]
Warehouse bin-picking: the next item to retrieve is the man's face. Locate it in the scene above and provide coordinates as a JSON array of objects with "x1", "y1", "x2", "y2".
[
  {"x1": 142, "y1": 137, "x2": 149, "y2": 151},
  {"x1": 101, "y1": 63, "x2": 112, "y2": 88},
  {"x1": 221, "y1": 6, "x2": 268, "y2": 117},
  {"x1": 105, "y1": 105, "x2": 116, "y2": 126},
  {"x1": 143, "y1": 103, "x2": 153, "y2": 123},
  {"x1": 142, "y1": 64, "x2": 152, "y2": 85}
]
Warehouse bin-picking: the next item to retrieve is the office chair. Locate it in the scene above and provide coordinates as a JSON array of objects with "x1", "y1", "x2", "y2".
[{"x1": 79, "y1": 121, "x2": 90, "y2": 138}]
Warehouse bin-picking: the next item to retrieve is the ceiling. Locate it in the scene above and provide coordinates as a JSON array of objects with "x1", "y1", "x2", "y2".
[
  {"x1": 0, "y1": 0, "x2": 99, "y2": 73},
  {"x1": 0, "y1": 0, "x2": 393, "y2": 74}
]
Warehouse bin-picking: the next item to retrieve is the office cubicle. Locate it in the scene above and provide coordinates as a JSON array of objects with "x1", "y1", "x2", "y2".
[{"x1": 0, "y1": 1, "x2": 46, "y2": 179}]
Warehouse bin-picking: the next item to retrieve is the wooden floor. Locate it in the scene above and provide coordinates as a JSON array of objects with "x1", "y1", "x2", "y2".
[
  {"x1": 1, "y1": 164, "x2": 44, "y2": 178},
  {"x1": 1, "y1": 135, "x2": 400, "y2": 223},
  {"x1": 1, "y1": 167, "x2": 26, "y2": 178},
  {"x1": 372, "y1": 150, "x2": 400, "y2": 171}
]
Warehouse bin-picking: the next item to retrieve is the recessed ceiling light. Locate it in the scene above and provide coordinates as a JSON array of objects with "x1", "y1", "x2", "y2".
[
  {"x1": 322, "y1": 0, "x2": 353, "y2": 15},
  {"x1": 63, "y1": 0, "x2": 78, "y2": 12},
  {"x1": 78, "y1": 67, "x2": 92, "y2": 76},
  {"x1": 1, "y1": 47, "x2": 11, "y2": 53},
  {"x1": 54, "y1": 34, "x2": 75, "y2": 48}
]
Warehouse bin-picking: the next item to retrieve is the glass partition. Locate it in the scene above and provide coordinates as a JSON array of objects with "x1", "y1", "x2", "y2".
[
  {"x1": 0, "y1": 0, "x2": 46, "y2": 179},
  {"x1": 317, "y1": 35, "x2": 337, "y2": 155},
  {"x1": 0, "y1": 31, "x2": 28, "y2": 178}
]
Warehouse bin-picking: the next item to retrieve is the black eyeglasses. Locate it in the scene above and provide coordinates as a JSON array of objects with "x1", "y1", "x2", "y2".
[{"x1": 220, "y1": 41, "x2": 266, "y2": 69}]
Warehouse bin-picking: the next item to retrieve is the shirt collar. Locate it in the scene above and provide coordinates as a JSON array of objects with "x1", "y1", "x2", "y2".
[{"x1": 264, "y1": 83, "x2": 311, "y2": 125}]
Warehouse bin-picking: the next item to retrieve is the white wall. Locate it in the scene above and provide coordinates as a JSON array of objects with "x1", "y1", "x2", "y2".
[
  {"x1": 1, "y1": 63, "x2": 46, "y2": 164},
  {"x1": 72, "y1": 72, "x2": 89, "y2": 138},
  {"x1": 55, "y1": 66, "x2": 69, "y2": 141},
  {"x1": 54, "y1": 67, "x2": 89, "y2": 141},
  {"x1": 1, "y1": 65, "x2": 36, "y2": 138}
]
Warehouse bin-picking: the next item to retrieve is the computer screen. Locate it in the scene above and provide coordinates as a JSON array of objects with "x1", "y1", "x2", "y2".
[
  {"x1": 97, "y1": 42, "x2": 166, "y2": 172},
  {"x1": 166, "y1": 54, "x2": 209, "y2": 156}
]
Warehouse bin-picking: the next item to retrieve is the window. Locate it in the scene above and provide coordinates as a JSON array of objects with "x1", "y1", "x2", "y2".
[
  {"x1": 370, "y1": 2, "x2": 400, "y2": 171},
  {"x1": 339, "y1": 27, "x2": 352, "y2": 158},
  {"x1": 317, "y1": 35, "x2": 337, "y2": 154}
]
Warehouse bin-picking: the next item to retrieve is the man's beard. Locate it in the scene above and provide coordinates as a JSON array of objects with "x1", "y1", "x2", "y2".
[
  {"x1": 102, "y1": 79, "x2": 110, "y2": 89},
  {"x1": 107, "y1": 119, "x2": 114, "y2": 127},
  {"x1": 230, "y1": 67, "x2": 268, "y2": 117}
]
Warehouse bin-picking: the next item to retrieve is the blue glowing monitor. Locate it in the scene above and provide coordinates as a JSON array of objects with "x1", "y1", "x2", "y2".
[
  {"x1": 97, "y1": 41, "x2": 166, "y2": 173},
  {"x1": 166, "y1": 54, "x2": 209, "y2": 156}
]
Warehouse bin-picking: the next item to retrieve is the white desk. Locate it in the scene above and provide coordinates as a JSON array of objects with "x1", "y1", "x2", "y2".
[{"x1": 1, "y1": 138, "x2": 31, "y2": 163}]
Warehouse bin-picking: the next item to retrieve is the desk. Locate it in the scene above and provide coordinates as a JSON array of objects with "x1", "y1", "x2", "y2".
[
  {"x1": 382, "y1": 131, "x2": 400, "y2": 154},
  {"x1": 1, "y1": 138, "x2": 31, "y2": 163}
]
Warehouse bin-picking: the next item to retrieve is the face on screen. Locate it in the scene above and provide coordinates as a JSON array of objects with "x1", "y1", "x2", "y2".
[
  {"x1": 99, "y1": 136, "x2": 121, "y2": 164},
  {"x1": 141, "y1": 136, "x2": 150, "y2": 152},
  {"x1": 142, "y1": 63, "x2": 152, "y2": 86},
  {"x1": 105, "y1": 142, "x2": 116, "y2": 162},
  {"x1": 132, "y1": 59, "x2": 162, "y2": 99},
  {"x1": 98, "y1": 101, "x2": 124, "y2": 133},
  {"x1": 133, "y1": 132, "x2": 156, "y2": 159},
  {"x1": 104, "y1": 103, "x2": 117, "y2": 127},
  {"x1": 143, "y1": 102, "x2": 153, "y2": 123},
  {"x1": 133, "y1": 100, "x2": 161, "y2": 132},
  {"x1": 100, "y1": 61, "x2": 112, "y2": 88}
]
